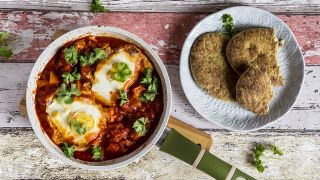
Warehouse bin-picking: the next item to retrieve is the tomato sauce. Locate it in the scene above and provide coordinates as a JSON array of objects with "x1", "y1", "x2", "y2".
[{"x1": 35, "y1": 36, "x2": 163, "y2": 161}]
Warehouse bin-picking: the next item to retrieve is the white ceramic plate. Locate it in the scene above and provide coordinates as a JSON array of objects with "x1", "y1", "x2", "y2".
[{"x1": 180, "y1": 6, "x2": 304, "y2": 131}]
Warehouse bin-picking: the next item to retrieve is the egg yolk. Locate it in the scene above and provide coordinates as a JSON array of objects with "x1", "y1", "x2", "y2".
[{"x1": 69, "y1": 111, "x2": 94, "y2": 135}]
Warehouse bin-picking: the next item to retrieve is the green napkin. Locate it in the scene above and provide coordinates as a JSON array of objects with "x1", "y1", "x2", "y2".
[{"x1": 160, "y1": 129, "x2": 255, "y2": 180}]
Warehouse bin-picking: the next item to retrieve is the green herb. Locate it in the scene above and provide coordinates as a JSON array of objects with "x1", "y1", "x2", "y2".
[
  {"x1": 92, "y1": 145, "x2": 103, "y2": 160},
  {"x1": 253, "y1": 144, "x2": 284, "y2": 173},
  {"x1": 79, "y1": 48, "x2": 106, "y2": 66},
  {"x1": 63, "y1": 45, "x2": 78, "y2": 65},
  {"x1": 140, "y1": 77, "x2": 159, "y2": 102},
  {"x1": 56, "y1": 83, "x2": 81, "y2": 104},
  {"x1": 140, "y1": 68, "x2": 153, "y2": 85},
  {"x1": 270, "y1": 145, "x2": 283, "y2": 155},
  {"x1": 221, "y1": 14, "x2": 237, "y2": 37},
  {"x1": 62, "y1": 67, "x2": 81, "y2": 84},
  {"x1": 0, "y1": 47, "x2": 13, "y2": 59},
  {"x1": 0, "y1": 32, "x2": 13, "y2": 59},
  {"x1": 71, "y1": 120, "x2": 86, "y2": 135},
  {"x1": 61, "y1": 142, "x2": 75, "y2": 158},
  {"x1": 119, "y1": 90, "x2": 129, "y2": 106},
  {"x1": 132, "y1": 117, "x2": 148, "y2": 136},
  {"x1": 91, "y1": 0, "x2": 107, "y2": 13},
  {"x1": 108, "y1": 62, "x2": 132, "y2": 82},
  {"x1": 0, "y1": 32, "x2": 10, "y2": 44}
]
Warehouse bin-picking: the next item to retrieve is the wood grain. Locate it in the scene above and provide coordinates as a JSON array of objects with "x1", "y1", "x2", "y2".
[
  {"x1": 0, "y1": 0, "x2": 319, "y2": 14},
  {"x1": 1, "y1": 63, "x2": 319, "y2": 130},
  {"x1": 0, "y1": 127, "x2": 318, "y2": 179},
  {"x1": 0, "y1": 12, "x2": 319, "y2": 65}
]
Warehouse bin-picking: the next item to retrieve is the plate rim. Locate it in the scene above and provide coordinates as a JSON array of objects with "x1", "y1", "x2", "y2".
[{"x1": 179, "y1": 6, "x2": 305, "y2": 132}]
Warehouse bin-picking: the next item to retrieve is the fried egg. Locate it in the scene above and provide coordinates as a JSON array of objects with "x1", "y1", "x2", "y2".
[
  {"x1": 46, "y1": 97, "x2": 106, "y2": 150},
  {"x1": 92, "y1": 45, "x2": 151, "y2": 106}
]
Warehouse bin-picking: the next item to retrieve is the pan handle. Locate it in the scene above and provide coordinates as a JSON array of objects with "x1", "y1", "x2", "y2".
[{"x1": 159, "y1": 129, "x2": 255, "y2": 180}]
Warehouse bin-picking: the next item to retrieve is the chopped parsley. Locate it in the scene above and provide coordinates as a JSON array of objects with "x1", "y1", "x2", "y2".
[
  {"x1": 108, "y1": 62, "x2": 132, "y2": 82},
  {"x1": 56, "y1": 83, "x2": 81, "y2": 104},
  {"x1": 119, "y1": 90, "x2": 129, "y2": 106},
  {"x1": 91, "y1": 0, "x2": 107, "y2": 13},
  {"x1": 140, "y1": 68, "x2": 153, "y2": 85},
  {"x1": 62, "y1": 67, "x2": 81, "y2": 84},
  {"x1": 61, "y1": 142, "x2": 75, "y2": 158},
  {"x1": 140, "y1": 68, "x2": 159, "y2": 102},
  {"x1": 0, "y1": 32, "x2": 13, "y2": 59},
  {"x1": 221, "y1": 14, "x2": 237, "y2": 37},
  {"x1": 253, "y1": 144, "x2": 284, "y2": 173},
  {"x1": 79, "y1": 48, "x2": 106, "y2": 66},
  {"x1": 92, "y1": 145, "x2": 103, "y2": 160},
  {"x1": 71, "y1": 120, "x2": 86, "y2": 135},
  {"x1": 132, "y1": 117, "x2": 148, "y2": 136},
  {"x1": 63, "y1": 45, "x2": 78, "y2": 65}
]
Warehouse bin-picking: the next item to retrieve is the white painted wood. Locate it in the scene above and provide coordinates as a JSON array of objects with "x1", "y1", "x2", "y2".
[
  {"x1": 0, "y1": 128, "x2": 319, "y2": 179},
  {"x1": 0, "y1": 0, "x2": 319, "y2": 14},
  {"x1": 0, "y1": 63, "x2": 319, "y2": 130}
]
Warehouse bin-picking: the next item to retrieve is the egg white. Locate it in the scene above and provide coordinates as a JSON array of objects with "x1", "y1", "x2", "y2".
[
  {"x1": 92, "y1": 46, "x2": 146, "y2": 106},
  {"x1": 46, "y1": 97, "x2": 106, "y2": 149}
]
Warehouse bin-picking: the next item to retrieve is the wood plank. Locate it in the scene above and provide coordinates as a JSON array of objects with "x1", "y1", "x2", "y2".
[
  {"x1": 0, "y1": 12, "x2": 319, "y2": 65},
  {"x1": 1, "y1": 63, "x2": 319, "y2": 130},
  {"x1": 0, "y1": 127, "x2": 318, "y2": 179},
  {"x1": 0, "y1": 0, "x2": 319, "y2": 14}
]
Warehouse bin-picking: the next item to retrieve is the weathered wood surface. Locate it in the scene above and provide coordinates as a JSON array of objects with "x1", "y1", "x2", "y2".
[
  {"x1": 0, "y1": 0, "x2": 320, "y2": 14},
  {"x1": 1, "y1": 63, "x2": 319, "y2": 130},
  {"x1": 0, "y1": 128, "x2": 319, "y2": 179},
  {"x1": 0, "y1": 12, "x2": 319, "y2": 65}
]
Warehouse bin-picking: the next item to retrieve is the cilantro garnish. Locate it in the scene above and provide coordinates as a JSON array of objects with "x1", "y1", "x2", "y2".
[
  {"x1": 63, "y1": 45, "x2": 78, "y2": 65},
  {"x1": 91, "y1": 0, "x2": 107, "y2": 13},
  {"x1": 140, "y1": 68, "x2": 153, "y2": 85},
  {"x1": 92, "y1": 145, "x2": 103, "y2": 160},
  {"x1": 140, "y1": 68, "x2": 159, "y2": 102},
  {"x1": 132, "y1": 117, "x2": 148, "y2": 136},
  {"x1": 79, "y1": 48, "x2": 106, "y2": 66},
  {"x1": 71, "y1": 120, "x2": 86, "y2": 135},
  {"x1": 61, "y1": 142, "x2": 75, "y2": 158},
  {"x1": 0, "y1": 32, "x2": 13, "y2": 59},
  {"x1": 62, "y1": 67, "x2": 81, "y2": 84},
  {"x1": 108, "y1": 62, "x2": 132, "y2": 82},
  {"x1": 56, "y1": 83, "x2": 81, "y2": 104},
  {"x1": 119, "y1": 90, "x2": 129, "y2": 106},
  {"x1": 221, "y1": 14, "x2": 238, "y2": 37},
  {"x1": 253, "y1": 144, "x2": 284, "y2": 173}
]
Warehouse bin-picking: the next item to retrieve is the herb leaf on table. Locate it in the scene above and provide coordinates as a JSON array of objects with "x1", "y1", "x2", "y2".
[{"x1": 91, "y1": 0, "x2": 107, "y2": 13}]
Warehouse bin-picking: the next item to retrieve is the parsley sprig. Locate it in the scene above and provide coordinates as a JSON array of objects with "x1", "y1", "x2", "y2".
[
  {"x1": 63, "y1": 45, "x2": 78, "y2": 65},
  {"x1": 253, "y1": 144, "x2": 284, "y2": 173},
  {"x1": 91, "y1": 0, "x2": 107, "y2": 13},
  {"x1": 79, "y1": 48, "x2": 106, "y2": 66},
  {"x1": 71, "y1": 120, "x2": 86, "y2": 135},
  {"x1": 56, "y1": 83, "x2": 81, "y2": 104},
  {"x1": 108, "y1": 62, "x2": 132, "y2": 82},
  {"x1": 0, "y1": 32, "x2": 13, "y2": 59},
  {"x1": 132, "y1": 117, "x2": 148, "y2": 136},
  {"x1": 140, "y1": 68, "x2": 159, "y2": 102},
  {"x1": 62, "y1": 67, "x2": 81, "y2": 84},
  {"x1": 221, "y1": 14, "x2": 238, "y2": 37},
  {"x1": 119, "y1": 90, "x2": 129, "y2": 106},
  {"x1": 92, "y1": 145, "x2": 103, "y2": 160},
  {"x1": 62, "y1": 142, "x2": 75, "y2": 158}
]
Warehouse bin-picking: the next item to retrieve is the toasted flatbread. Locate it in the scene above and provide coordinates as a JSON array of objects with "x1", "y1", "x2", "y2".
[
  {"x1": 190, "y1": 32, "x2": 239, "y2": 101},
  {"x1": 236, "y1": 65, "x2": 273, "y2": 115},
  {"x1": 226, "y1": 28, "x2": 284, "y2": 86}
]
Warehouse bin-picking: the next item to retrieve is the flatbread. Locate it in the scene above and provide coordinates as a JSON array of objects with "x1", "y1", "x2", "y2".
[
  {"x1": 226, "y1": 28, "x2": 284, "y2": 86},
  {"x1": 236, "y1": 65, "x2": 273, "y2": 115},
  {"x1": 190, "y1": 32, "x2": 239, "y2": 101}
]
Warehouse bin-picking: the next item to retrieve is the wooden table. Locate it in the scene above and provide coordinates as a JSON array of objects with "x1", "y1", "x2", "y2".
[{"x1": 0, "y1": 1, "x2": 319, "y2": 179}]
